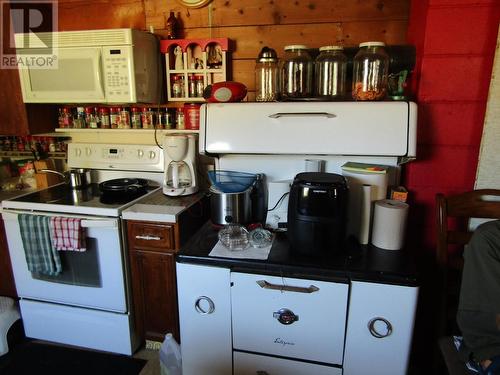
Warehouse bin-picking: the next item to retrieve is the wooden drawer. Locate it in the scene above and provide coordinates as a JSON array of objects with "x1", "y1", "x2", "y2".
[{"x1": 127, "y1": 221, "x2": 175, "y2": 251}]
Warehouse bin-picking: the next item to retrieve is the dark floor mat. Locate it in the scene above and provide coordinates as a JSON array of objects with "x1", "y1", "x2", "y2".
[{"x1": 0, "y1": 340, "x2": 147, "y2": 375}]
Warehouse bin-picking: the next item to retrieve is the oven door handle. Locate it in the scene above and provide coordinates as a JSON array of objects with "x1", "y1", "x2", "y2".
[
  {"x1": 256, "y1": 280, "x2": 320, "y2": 294},
  {"x1": 81, "y1": 219, "x2": 117, "y2": 228}
]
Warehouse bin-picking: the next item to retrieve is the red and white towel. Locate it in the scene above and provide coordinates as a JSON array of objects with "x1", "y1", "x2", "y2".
[{"x1": 49, "y1": 217, "x2": 87, "y2": 252}]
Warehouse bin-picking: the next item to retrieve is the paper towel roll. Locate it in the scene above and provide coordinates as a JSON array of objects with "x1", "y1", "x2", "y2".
[{"x1": 371, "y1": 199, "x2": 409, "y2": 250}]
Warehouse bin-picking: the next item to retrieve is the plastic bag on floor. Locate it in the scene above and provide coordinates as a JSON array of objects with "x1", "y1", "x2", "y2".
[{"x1": 159, "y1": 333, "x2": 182, "y2": 375}]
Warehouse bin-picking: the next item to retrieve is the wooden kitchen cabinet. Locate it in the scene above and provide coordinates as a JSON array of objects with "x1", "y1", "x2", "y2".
[
  {"x1": 0, "y1": 68, "x2": 55, "y2": 136},
  {"x1": 0, "y1": 217, "x2": 17, "y2": 298},
  {"x1": 126, "y1": 201, "x2": 208, "y2": 344},
  {"x1": 127, "y1": 221, "x2": 179, "y2": 342}
]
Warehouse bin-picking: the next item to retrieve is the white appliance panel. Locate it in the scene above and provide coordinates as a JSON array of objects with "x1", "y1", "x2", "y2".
[
  {"x1": 177, "y1": 263, "x2": 232, "y2": 375},
  {"x1": 233, "y1": 351, "x2": 342, "y2": 375},
  {"x1": 231, "y1": 272, "x2": 348, "y2": 365},
  {"x1": 201, "y1": 102, "x2": 417, "y2": 157},
  {"x1": 343, "y1": 281, "x2": 418, "y2": 375},
  {"x1": 20, "y1": 300, "x2": 135, "y2": 355},
  {"x1": 3, "y1": 212, "x2": 127, "y2": 312}
]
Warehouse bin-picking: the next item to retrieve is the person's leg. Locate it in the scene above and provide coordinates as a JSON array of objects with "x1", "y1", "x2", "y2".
[{"x1": 457, "y1": 220, "x2": 500, "y2": 366}]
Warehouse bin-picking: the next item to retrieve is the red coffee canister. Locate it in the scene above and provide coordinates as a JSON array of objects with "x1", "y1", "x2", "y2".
[{"x1": 183, "y1": 103, "x2": 201, "y2": 130}]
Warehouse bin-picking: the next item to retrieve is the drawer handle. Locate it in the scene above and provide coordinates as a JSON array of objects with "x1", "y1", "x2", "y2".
[
  {"x1": 368, "y1": 317, "x2": 393, "y2": 338},
  {"x1": 268, "y1": 112, "x2": 336, "y2": 119},
  {"x1": 256, "y1": 280, "x2": 319, "y2": 294},
  {"x1": 194, "y1": 296, "x2": 215, "y2": 315},
  {"x1": 273, "y1": 308, "x2": 299, "y2": 325},
  {"x1": 135, "y1": 235, "x2": 162, "y2": 241}
]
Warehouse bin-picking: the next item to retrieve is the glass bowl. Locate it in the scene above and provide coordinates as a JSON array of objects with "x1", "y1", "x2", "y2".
[{"x1": 218, "y1": 224, "x2": 250, "y2": 251}]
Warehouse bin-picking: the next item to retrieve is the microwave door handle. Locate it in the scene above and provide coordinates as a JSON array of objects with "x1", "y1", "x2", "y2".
[{"x1": 96, "y1": 50, "x2": 105, "y2": 97}]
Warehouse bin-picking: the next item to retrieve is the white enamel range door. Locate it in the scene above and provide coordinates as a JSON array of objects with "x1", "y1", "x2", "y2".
[{"x1": 2, "y1": 210, "x2": 135, "y2": 354}]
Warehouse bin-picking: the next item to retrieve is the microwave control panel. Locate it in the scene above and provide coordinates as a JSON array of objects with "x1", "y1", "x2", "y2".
[{"x1": 102, "y1": 46, "x2": 135, "y2": 102}]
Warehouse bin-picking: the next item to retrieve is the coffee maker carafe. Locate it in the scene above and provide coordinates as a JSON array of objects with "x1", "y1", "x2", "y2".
[{"x1": 163, "y1": 134, "x2": 198, "y2": 196}]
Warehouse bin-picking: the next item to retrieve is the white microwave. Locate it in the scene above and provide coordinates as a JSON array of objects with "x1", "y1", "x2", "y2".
[{"x1": 15, "y1": 28, "x2": 161, "y2": 103}]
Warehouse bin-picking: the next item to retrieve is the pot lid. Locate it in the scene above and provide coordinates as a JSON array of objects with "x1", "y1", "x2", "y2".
[{"x1": 100, "y1": 178, "x2": 148, "y2": 191}]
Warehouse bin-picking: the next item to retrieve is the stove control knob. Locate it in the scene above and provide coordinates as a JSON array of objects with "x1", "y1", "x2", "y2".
[
  {"x1": 149, "y1": 151, "x2": 156, "y2": 159},
  {"x1": 137, "y1": 149, "x2": 144, "y2": 158},
  {"x1": 75, "y1": 148, "x2": 82, "y2": 157},
  {"x1": 85, "y1": 147, "x2": 92, "y2": 156}
]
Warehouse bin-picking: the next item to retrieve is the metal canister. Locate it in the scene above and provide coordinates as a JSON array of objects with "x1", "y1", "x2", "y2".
[{"x1": 255, "y1": 46, "x2": 280, "y2": 102}]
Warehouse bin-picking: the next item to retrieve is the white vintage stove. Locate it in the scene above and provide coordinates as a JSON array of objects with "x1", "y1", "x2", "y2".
[{"x1": 176, "y1": 101, "x2": 419, "y2": 375}]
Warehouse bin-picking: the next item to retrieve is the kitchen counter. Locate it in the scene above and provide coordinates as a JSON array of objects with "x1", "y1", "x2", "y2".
[
  {"x1": 122, "y1": 189, "x2": 207, "y2": 223},
  {"x1": 177, "y1": 221, "x2": 418, "y2": 286}
]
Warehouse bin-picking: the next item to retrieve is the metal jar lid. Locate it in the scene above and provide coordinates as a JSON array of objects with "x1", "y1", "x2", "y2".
[
  {"x1": 284, "y1": 44, "x2": 308, "y2": 51},
  {"x1": 319, "y1": 45, "x2": 344, "y2": 51},
  {"x1": 256, "y1": 46, "x2": 278, "y2": 63},
  {"x1": 359, "y1": 41, "x2": 386, "y2": 48}
]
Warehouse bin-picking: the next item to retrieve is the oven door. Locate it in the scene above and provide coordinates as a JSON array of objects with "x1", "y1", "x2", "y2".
[{"x1": 2, "y1": 211, "x2": 127, "y2": 313}]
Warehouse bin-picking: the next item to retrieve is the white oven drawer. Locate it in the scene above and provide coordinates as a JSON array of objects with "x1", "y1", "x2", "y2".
[
  {"x1": 231, "y1": 272, "x2": 348, "y2": 365},
  {"x1": 233, "y1": 351, "x2": 342, "y2": 375}
]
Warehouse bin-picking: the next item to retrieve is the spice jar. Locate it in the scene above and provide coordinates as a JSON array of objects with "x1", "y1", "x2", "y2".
[
  {"x1": 176, "y1": 108, "x2": 185, "y2": 130},
  {"x1": 131, "y1": 107, "x2": 142, "y2": 129},
  {"x1": 172, "y1": 75, "x2": 184, "y2": 98},
  {"x1": 255, "y1": 46, "x2": 280, "y2": 102},
  {"x1": 188, "y1": 74, "x2": 196, "y2": 97},
  {"x1": 85, "y1": 107, "x2": 99, "y2": 128},
  {"x1": 195, "y1": 75, "x2": 204, "y2": 97},
  {"x1": 99, "y1": 107, "x2": 110, "y2": 129},
  {"x1": 61, "y1": 107, "x2": 73, "y2": 128},
  {"x1": 119, "y1": 107, "x2": 131, "y2": 129},
  {"x1": 315, "y1": 46, "x2": 347, "y2": 100},
  {"x1": 110, "y1": 107, "x2": 120, "y2": 129},
  {"x1": 141, "y1": 107, "x2": 155, "y2": 129},
  {"x1": 352, "y1": 41, "x2": 389, "y2": 101},
  {"x1": 281, "y1": 45, "x2": 313, "y2": 99}
]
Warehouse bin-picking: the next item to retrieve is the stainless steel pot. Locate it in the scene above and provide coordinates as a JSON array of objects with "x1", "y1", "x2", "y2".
[
  {"x1": 210, "y1": 186, "x2": 252, "y2": 225},
  {"x1": 40, "y1": 168, "x2": 92, "y2": 189}
]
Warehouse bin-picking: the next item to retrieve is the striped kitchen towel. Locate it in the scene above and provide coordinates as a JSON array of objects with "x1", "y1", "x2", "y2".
[
  {"x1": 18, "y1": 214, "x2": 62, "y2": 276},
  {"x1": 49, "y1": 217, "x2": 87, "y2": 252}
]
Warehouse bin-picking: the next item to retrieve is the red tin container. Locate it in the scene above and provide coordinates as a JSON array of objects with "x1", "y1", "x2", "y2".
[{"x1": 183, "y1": 103, "x2": 201, "y2": 130}]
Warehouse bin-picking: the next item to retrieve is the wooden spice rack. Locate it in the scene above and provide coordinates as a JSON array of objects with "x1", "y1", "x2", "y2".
[{"x1": 160, "y1": 38, "x2": 229, "y2": 102}]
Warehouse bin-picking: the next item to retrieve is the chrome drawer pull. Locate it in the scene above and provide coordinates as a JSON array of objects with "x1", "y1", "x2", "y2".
[
  {"x1": 368, "y1": 317, "x2": 393, "y2": 338},
  {"x1": 135, "y1": 235, "x2": 161, "y2": 241},
  {"x1": 194, "y1": 296, "x2": 215, "y2": 315},
  {"x1": 256, "y1": 280, "x2": 319, "y2": 294},
  {"x1": 268, "y1": 112, "x2": 336, "y2": 119}
]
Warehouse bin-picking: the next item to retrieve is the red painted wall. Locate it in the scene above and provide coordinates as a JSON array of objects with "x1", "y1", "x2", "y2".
[{"x1": 406, "y1": 0, "x2": 500, "y2": 253}]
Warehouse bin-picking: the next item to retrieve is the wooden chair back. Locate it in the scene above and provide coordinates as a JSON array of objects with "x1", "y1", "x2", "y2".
[{"x1": 436, "y1": 189, "x2": 500, "y2": 336}]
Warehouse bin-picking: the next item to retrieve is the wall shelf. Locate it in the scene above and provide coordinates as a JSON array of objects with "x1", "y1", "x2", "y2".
[
  {"x1": 54, "y1": 128, "x2": 199, "y2": 134},
  {"x1": 0, "y1": 151, "x2": 66, "y2": 159}
]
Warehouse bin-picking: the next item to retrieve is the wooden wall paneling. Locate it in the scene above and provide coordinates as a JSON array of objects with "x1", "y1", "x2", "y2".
[
  {"x1": 57, "y1": 0, "x2": 146, "y2": 31},
  {"x1": 145, "y1": 0, "x2": 409, "y2": 30},
  {"x1": 0, "y1": 68, "x2": 29, "y2": 135}
]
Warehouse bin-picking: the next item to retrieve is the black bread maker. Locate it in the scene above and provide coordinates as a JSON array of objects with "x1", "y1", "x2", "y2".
[{"x1": 287, "y1": 172, "x2": 349, "y2": 255}]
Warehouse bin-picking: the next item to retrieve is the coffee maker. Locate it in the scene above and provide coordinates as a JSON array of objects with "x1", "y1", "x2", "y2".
[
  {"x1": 287, "y1": 172, "x2": 349, "y2": 256},
  {"x1": 163, "y1": 134, "x2": 198, "y2": 196}
]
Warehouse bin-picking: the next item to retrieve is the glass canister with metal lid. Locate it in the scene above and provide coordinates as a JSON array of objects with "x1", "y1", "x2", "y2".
[
  {"x1": 255, "y1": 46, "x2": 280, "y2": 102},
  {"x1": 281, "y1": 45, "x2": 313, "y2": 99},
  {"x1": 315, "y1": 45, "x2": 347, "y2": 100},
  {"x1": 352, "y1": 41, "x2": 389, "y2": 101}
]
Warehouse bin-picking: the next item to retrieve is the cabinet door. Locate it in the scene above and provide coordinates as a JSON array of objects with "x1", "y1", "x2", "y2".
[
  {"x1": 0, "y1": 217, "x2": 17, "y2": 297},
  {"x1": 129, "y1": 250, "x2": 178, "y2": 342},
  {"x1": 176, "y1": 263, "x2": 232, "y2": 375},
  {"x1": 343, "y1": 281, "x2": 418, "y2": 375}
]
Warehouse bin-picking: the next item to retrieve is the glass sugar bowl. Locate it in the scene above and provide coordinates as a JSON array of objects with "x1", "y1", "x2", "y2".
[
  {"x1": 315, "y1": 45, "x2": 347, "y2": 100},
  {"x1": 255, "y1": 46, "x2": 280, "y2": 102},
  {"x1": 281, "y1": 45, "x2": 313, "y2": 99},
  {"x1": 352, "y1": 41, "x2": 389, "y2": 101}
]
